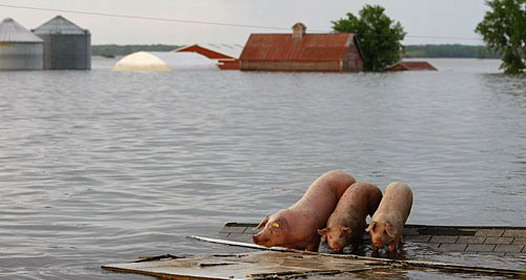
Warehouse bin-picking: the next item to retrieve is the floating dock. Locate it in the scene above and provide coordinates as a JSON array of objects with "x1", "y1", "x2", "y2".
[
  {"x1": 103, "y1": 223, "x2": 526, "y2": 279},
  {"x1": 220, "y1": 223, "x2": 526, "y2": 256}
]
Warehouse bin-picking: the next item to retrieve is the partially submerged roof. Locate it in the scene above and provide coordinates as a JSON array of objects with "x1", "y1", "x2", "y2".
[
  {"x1": 0, "y1": 18, "x2": 43, "y2": 43},
  {"x1": 112, "y1": 51, "x2": 218, "y2": 72},
  {"x1": 386, "y1": 61, "x2": 438, "y2": 71},
  {"x1": 240, "y1": 33, "x2": 358, "y2": 62},
  {"x1": 174, "y1": 43, "x2": 244, "y2": 59},
  {"x1": 33, "y1": 15, "x2": 88, "y2": 35}
]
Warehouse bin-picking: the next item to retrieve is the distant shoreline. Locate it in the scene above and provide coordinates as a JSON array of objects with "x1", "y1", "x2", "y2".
[{"x1": 92, "y1": 44, "x2": 500, "y2": 59}]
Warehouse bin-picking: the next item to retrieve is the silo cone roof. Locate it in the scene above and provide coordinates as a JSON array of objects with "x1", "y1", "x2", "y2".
[
  {"x1": 33, "y1": 15, "x2": 88, "y2": 35},
  {"x1": 0, "y1": 18, "x2": 43, "y2": 42}
]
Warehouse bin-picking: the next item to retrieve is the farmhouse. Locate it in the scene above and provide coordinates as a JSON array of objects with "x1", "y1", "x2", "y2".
[{"x1": 240, "y1": 23, "x2": 363, "y2": 72}]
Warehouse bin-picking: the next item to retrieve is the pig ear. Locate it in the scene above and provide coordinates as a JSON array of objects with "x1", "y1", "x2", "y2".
[
  {"x1": 366, "y1": 221, "x2": 376, "y2": 233},
  {"x1": 317, "y1": 228, "x2": 328, "y2": 236},
  {"x1": 385, "y1": 222, "x2": 397, "y2": 237},
  {"x1": 255, "y1": 216, "x2": 269, "y2": 229}
]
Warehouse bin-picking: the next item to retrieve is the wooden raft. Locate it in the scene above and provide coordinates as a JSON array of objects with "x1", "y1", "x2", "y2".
[
  {"x1": 102, "y1": 223, "x2": 526, "y2": 279},
  {"x1": 221, "y1": 223, "x2": 526, "y2": 256},
  {"x1": 103, "y1": 251, "x2": 385, "y2": 280}
]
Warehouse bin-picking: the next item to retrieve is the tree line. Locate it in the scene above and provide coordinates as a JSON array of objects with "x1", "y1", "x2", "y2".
[
  {"x1": 404, "y1": 45, "x2": 500, "y2": 59},
  {"x1": 94, "y1": 0, "x2": 524, "y2": 73},
  {"x1": 92, "y1": 44, "x2": 180, "y2": 57},
  {"x1": 92, "y1": 44, "x2": 498, "y2": 59}
]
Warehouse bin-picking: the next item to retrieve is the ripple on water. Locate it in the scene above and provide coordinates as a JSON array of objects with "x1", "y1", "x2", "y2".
[{"x1": 0, "y1": 59, "x2": 525, "y2": 279}]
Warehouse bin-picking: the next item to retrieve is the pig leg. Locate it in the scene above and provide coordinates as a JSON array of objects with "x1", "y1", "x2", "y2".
[
  {"x1": 305, "y1": 238, "x2": 321, "y2": 252},
  {"x1": 351, "y1": 242, "x2": 359, "y2": 253},
  {"x1": 388, "y1": 241, "x2": 398, "y2": 253},
  {"x1": 371, "y1": 241, "x2": 380, "y2": 254},
  {"x1": 371, "y1": 247, "x2": 380, "y2": 257}
]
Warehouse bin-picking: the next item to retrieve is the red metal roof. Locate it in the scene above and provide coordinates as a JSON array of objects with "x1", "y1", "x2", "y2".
[
  {"x1": 386, "y1": 61, "x2": 437, "y2": 71},
  {"x1": 240, "y1": 33, "x2": 358, "y2": 62}
]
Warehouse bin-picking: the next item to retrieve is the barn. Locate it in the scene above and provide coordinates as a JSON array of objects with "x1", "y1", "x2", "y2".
[
  {"x1": 239, "y1": 23, "x2": 363, "y2": 72},
  {"x1": 174, "y1": 43, "x2": 243, "y2": 70}
]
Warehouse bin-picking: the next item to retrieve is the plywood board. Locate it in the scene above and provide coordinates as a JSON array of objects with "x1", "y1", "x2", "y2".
[{"x1": 103, "y1": 251, "x2": 381, "y2": 280}]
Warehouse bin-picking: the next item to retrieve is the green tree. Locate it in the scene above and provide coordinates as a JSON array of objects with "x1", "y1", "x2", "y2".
[
  {"x1": 332, "y1": 5, "x2": 406, "y2": 72},
  {"x1": 475, "y1": 0, "x2": 526, "y2": 74}
]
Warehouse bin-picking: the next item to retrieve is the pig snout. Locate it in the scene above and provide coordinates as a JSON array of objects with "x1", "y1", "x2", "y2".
[
  {"x1": 330, "y1": 245, "x2": 342, "y2": 253},
  {"x1": 252, "y1": 234, "x2": 260, "y2": 244},
  {"x1": 372, "y1": 240, "x2": 383, "y2": 248},
  {"x1": 252, "y1": 233, "x2": 264, "y2": 244},
  {"x1": 252, "y1": 231, "x2": 272, "y2": 247}
]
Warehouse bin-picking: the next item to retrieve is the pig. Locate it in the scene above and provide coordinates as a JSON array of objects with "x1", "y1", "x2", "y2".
[
  {"x1": 252, "y1": 170, "x2": 356, "y2": 252},
  {"x1": 317, "y1": 181, "x2": 382, "y2": 253},
  {"x1": 366, "y1": 182, "x2": 413, "y2": 253}
]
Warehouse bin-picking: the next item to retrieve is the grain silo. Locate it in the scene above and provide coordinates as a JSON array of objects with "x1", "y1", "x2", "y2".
[
  {"x1": 32, "y1": 15, "x2": 91, "y2": 70},
  {"x1": 0, "y1": 18, "x2": 43, "y2": 70}
]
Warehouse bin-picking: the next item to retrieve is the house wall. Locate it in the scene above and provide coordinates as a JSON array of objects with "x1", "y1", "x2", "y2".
[
  {"x1": 241, "y1": 60, "x2": 343, "y2": 72},
  {"x1": 240, "y1": 45, "x2": 363, "y2": 72},
  {"x1": 343, "y1": 46, "x2": 363, "y2": 72},
  {"x1": 218, "y1": 59, "x2": 241, "y2": 70}
]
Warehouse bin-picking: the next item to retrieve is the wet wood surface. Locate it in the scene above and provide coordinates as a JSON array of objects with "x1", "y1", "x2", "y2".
[
  {"x1": 221, "y1": 223, "x2": 526, "y2": 255},
  {"x1": 102, "y1": 223, "x2": 526, "y2": 279},
  {"x1": 103, "y1": 251, "x2": 384, "y2": 280}
]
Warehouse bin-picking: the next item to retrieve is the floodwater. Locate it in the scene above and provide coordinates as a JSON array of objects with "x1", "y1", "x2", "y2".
[{"x1": 0, "y1": 58, "x2": 525, "y2": 279}]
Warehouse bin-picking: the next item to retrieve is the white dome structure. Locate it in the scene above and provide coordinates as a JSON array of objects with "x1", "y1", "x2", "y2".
[{"x1": 112, "y1": 51, "x2": 218, "y2": 72}]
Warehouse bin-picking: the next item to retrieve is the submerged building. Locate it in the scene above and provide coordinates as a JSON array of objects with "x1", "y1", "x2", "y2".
[
  {"x1": 32, "y1": 15, "x2": 91, "y2": 70},
  {"x1": 240, "y1": 23, "x2": 364, "y2": 72},
  {"x1": 174, "y1": 43, "x2": 243, "y2": 70},
  {"x1": 385, "y1": 61, "x2": 438, "y2": 71},
  {"x1": 0, "y1": 18, "x2": 43, "y2": 70}
]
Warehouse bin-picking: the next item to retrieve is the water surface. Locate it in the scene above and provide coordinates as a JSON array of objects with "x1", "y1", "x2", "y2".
[{"x1": 0, "y1": 58, "x2": 525, "y2": 279}]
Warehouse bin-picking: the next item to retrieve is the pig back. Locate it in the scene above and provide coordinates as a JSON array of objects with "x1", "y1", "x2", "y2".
[
  {"x1": 377, "y1": 182, "x2": 413, "y2": 223},
  {"x1": 335, "y1": 181, "x2": 382, "y2": 218},
  {"x1": 290, "y1": 170, "x2": 356, "y2": 214}
]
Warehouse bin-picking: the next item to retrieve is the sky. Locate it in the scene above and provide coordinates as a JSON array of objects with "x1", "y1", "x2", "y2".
[{"x1": 0, "y1": 0, "x2": 489, "y2": 46}]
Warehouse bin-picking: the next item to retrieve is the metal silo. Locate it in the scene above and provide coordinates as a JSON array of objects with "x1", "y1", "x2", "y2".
[
  {"x1": 0, "y1": 18, "x2": 43, "y2": 70},
  {"x1": 33, "y1": 15, "x2": 91, "y2": 70}
]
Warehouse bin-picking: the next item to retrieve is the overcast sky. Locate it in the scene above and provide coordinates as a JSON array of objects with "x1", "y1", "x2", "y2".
[{"x1": 1, "y1": 0, "x2": 489, "y2": 45}]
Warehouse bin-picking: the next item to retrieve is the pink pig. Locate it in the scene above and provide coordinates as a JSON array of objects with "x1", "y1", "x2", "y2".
[
  {"x1": 317, "y1": 181, "x2": 382, "y2": 253},
  {"x1": 366, "y1": 182, "x2": 413, "y2": 253},
  {"x1": 252, "y1": 170, "x2": 356, "y2": 252}
]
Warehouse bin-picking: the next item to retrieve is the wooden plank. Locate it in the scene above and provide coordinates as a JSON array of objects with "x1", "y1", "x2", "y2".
[
  {"x1": 102, "y1": 230, "x2": 526, "y2": 279},
  {"x1": 223, "y1": 223, "x2": 526, "y2": 255},
  {"x1": 102, "y1": 251, "x2": 382, "y2": 280},
  {"x1": 187, "y1": 235, "x2": 304, "y2": 253},
  {"x1": 189, "y1": 235, "x2": 525, "y2": 277}
]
